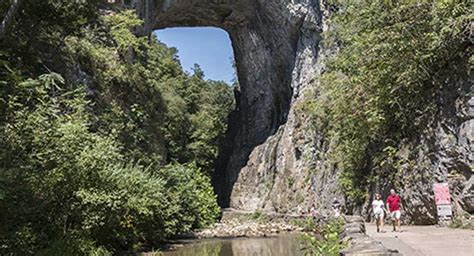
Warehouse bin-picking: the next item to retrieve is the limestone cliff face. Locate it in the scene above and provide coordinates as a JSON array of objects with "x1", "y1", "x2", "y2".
[
  {"x1": 128, "y1": 0, "x2": 473, "y2": 224},
  {"x1": 128, "y1": 0, "x2": 325, "y2": 209},
  {"x1": 375, "y1": 81, "x2": 473, "y2": 224}
]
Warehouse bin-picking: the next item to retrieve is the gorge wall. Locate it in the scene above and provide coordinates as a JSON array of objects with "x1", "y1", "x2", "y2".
[{"x1": 128, "y1": 0, "x2": 473, "y2": 224}]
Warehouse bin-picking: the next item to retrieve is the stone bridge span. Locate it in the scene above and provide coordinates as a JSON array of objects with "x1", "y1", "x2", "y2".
[
  {"x1": 114, "y1": 0, "x2": 474, "y2": 225},
  {"x1": 115, "y1": 0, "x2": 325, "y2": 211}
]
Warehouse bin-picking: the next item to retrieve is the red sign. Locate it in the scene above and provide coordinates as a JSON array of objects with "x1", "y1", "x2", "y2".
[{"x1": 433, "y1": 183, "x2": 451, "y2": 205}]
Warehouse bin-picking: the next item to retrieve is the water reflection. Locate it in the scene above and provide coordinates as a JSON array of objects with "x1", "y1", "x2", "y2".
[{"x1": 161, "y1": 234, "x2": 303, "y2": 256}]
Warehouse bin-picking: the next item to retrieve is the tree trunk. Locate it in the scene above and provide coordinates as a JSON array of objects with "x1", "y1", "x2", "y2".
[{"x1": 0, "y1": 0, "x2": 23, "y2": 41}]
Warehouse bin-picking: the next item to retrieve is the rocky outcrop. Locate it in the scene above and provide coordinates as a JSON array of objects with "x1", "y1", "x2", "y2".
[
  {"x1": 196, "y1": 219, "x2": 298, "y2": 238},
  {"x1": 194, "y1": 208, "x2": 310, "y2": 238},
  {"x1": 125, "y1": 0, "x2": 473, "y2": 224},
  {"x1": 128, "y1": 0, "x2": 305, "y2": 207}
]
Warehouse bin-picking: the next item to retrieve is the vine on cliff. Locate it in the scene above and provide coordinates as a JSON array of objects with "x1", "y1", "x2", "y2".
[{"x1": 301, "y1": 1, "x2": 471, "y2": 206}]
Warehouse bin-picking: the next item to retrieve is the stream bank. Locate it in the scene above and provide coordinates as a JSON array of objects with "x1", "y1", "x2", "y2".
[{"x1": 153, "y1": 210, "x2": 399, "y2": 256}]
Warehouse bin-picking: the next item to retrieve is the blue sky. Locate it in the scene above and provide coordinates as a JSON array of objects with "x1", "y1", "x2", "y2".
[{"x1": 154, "y1": 27, "x2": 235, "y2": 84}]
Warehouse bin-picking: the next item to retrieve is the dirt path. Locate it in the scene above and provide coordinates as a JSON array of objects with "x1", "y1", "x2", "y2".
[{"x1": 366, "y1": 223, "x2": 474, "y2": 256}]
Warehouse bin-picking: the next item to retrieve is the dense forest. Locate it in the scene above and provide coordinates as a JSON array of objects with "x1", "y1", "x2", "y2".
[{"x1": 0, "y1": 1, "x2": 234, "y2": 255}]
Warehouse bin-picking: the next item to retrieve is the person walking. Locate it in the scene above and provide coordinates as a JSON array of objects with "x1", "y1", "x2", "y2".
[
  {"x1": 332, "y1": 197, "x2": 342, "y2": 218},
  {"x1": 386, "y1": 189, "x2": 402, "y2": 232},
  {"x1": 372, "y1": 193, "x2": 385, "y2": 232}
]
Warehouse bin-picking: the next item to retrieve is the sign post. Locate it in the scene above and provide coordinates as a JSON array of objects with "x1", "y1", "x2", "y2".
[{"x1": 433, "y1": 183, "x2": 452, "y2": 220}]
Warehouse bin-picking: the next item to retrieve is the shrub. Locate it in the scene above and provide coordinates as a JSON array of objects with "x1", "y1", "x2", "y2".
[
  {"x1": 0, "y1": 73, "x2": 220, "y2": 254},
  {"x1": 1, "y1": 4, "x2": 230, "y2": 254},
  {"x1": 300, "y1": 219, "x2": 346, "y2": 256},
  {"x1": 36, "y1": 238, "x2": 111, "y2": 256}
]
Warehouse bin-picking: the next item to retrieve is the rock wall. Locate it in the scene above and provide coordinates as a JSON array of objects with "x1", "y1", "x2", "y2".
[
  {"x1": 127, "y1": 0, "x2": 327, "y2": 209},
  {"x1": 127, "y1": 0, "x2": 473, "y2": 224},
  {"x1": 225, "y1": 1, "x2": 337, "y2": 214},
  {"x1": 371, "y1": 77, "x2": 473, "y2": 224}
]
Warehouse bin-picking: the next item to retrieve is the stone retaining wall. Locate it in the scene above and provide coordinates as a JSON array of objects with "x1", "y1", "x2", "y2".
[{"x1": 341, "y1": 216, "x2": 401, "y2": 256}]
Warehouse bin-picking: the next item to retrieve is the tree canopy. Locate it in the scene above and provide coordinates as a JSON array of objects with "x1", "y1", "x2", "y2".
[{"x1": 0, "y1": 1, "x2": 234, "y2": 254}]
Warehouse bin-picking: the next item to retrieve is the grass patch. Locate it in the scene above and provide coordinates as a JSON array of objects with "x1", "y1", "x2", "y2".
[{"x1": 251, "y1": 210, "x2": 267, "y2": 223}]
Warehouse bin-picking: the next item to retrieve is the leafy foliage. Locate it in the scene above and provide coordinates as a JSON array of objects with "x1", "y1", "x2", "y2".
[
  {"x1": 0, "y1": 2, "x2": 231, "y2": 254},
  {"x1": 0, "y1": 72, "x2": 220, "y2": 254},
  {"x1": 36, "y1": 238, "x2": 112, "y2": 256},
  {"x1": 291, "y1": 218, "x2": 317, "y2": 232},
  {"x1": 300, "y1": 1, "x2": 471, "y2": 205},
  {"x1": 300, "y1": 219, "x2": 346, "y2": 256}
]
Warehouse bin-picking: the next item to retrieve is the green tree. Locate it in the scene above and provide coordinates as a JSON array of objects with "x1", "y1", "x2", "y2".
[{"x1": 0, "y1": 3, "x2": 231, "y2": 254}]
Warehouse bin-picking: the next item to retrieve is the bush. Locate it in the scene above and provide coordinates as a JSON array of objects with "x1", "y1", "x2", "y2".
[
  {"x1": 300, "y1": 219, "x2": 346, "y2": 256},
  {"x1": 157, "y1": 163, "x2": 221, "y2": 231},
  {"x1": 36, "y1": 238, "x2": 111, "y2": 256},
  {"x1": 291, "y1": 218, "x2": 317, "y2": 231},
  {"x1": 0, "y1": 3, "x2": 231, "y2": 254},
  {"x1": 0, "y1": 73, "x2": 220, "y2": 254},
  {"x1": 75, "y1": 162, "x2": 219, "y2": 250}
]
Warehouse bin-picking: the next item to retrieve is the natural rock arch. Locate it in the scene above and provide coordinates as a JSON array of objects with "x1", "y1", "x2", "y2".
[
  {"x1": 123, "y1": 1, "x2": 474, "y2": 223},
  {"x1": 127, "y1": 0, "x2": 324, "y2": 208}
]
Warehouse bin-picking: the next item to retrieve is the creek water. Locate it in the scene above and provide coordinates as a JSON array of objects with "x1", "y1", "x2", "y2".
[{"x1": 160, "y1": 234, "x2": 304, "y2": 256}]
